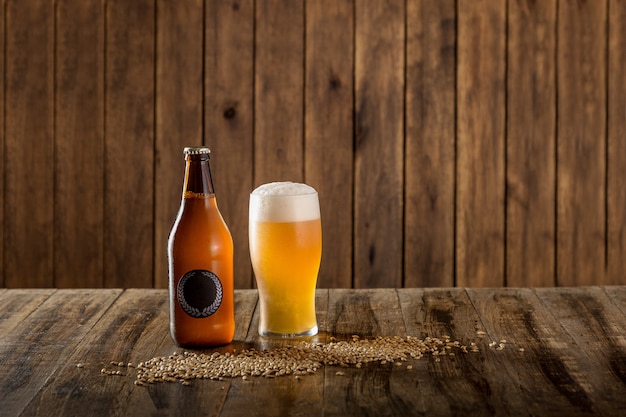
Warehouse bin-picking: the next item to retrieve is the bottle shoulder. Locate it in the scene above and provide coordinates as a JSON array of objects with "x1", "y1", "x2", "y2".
[{"x1": 170, "y1": 197, "x2": 232, "y2": 240}]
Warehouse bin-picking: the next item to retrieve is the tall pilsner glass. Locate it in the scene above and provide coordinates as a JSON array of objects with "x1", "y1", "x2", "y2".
[{"x1": 249, "y1": 182, "x2": 322, "y2": 337}]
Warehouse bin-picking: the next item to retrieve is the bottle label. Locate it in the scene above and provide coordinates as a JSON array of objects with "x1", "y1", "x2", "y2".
[{"x1": 177, "y1": 270, "x2": 223, "y2": 318}]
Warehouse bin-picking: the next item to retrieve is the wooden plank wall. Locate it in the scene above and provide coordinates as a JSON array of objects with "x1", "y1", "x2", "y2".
[{"x1": 0, "y1": 0, "x2": 624, "y2": 289}]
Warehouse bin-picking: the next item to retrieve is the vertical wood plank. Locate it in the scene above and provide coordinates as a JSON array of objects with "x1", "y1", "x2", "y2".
[
  {"x1": 154, "y1": 0, "x2": 204, "y2": 289},
  {"x1": 456, "y1": 0, "x2": 506, "y2": 287},
  {"x1": 4, "y1": 0, "x2": 55, "y2": 288},
  {"x1": 405, "y1": 0, "x2": 456, "y2": 287},
  {"x1": 506, "y1": 0, "x2": 557, "y2": 286},
  {"x1": 205, "y1": 0, "x2": 255, "y2": 289},
  {"x1": 305, "y1": 0, "x2": 354, "y2": 288},
  {"x1": 354, "y1": 0, "x2": 404, "y2": 288},
  {"x1": 557, "y1": 0, "x2": 607, "y2": 286},
  {"x1": 55, "y1": 0, "x2": 105, "y2": 288},
  {"x1": 607, "y1": 0, "x2": 626, "y2": 285},
  {"x1": 254, "y1": 0, "x2": 304, "y2": 185},
  {"x1": 105, "y1": 0, "x2": 155, "y2": 288}
]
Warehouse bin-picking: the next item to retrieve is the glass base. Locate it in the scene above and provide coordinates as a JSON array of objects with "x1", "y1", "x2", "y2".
[{"x1": 259, "y1": 325, "x2": 318, "y2": 339}]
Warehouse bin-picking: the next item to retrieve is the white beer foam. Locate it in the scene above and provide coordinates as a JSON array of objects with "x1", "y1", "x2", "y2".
[{"x1": 250, "y1": 182, "x2": 320, "y2": 222}]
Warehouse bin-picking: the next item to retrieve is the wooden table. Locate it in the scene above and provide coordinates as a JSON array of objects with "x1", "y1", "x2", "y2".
[{"x1": 2, "y1": 287, "x2": 626, "y2": 416}]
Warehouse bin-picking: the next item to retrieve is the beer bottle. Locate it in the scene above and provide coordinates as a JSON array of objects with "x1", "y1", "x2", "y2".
[{"x1": 168, "y1": 147, "x2": 234, "y2": 347}]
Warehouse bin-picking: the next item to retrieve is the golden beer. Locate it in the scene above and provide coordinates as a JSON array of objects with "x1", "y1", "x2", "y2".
[{"x1": 249, "y1": 182, "x2": 322, "y2": 337}]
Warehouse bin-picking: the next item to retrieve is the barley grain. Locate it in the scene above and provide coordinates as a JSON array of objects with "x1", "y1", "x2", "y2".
[{"x1": 120, "y1": 335, "x2": 484, "y2": 386}]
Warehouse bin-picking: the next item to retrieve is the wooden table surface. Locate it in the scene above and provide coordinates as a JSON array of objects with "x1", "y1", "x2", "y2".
[{"x1": 2, "y1": 287, "x2": 626, "y2": 416}]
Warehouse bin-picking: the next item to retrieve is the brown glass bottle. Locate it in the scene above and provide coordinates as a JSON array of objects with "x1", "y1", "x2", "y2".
[{"x1": 168, "y1": 147, "x2": 234, "y2": 347}]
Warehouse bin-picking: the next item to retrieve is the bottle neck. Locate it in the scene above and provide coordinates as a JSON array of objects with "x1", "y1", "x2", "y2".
[{"x1": 182, "y1": 154, "x2": 215, "y2": 197}]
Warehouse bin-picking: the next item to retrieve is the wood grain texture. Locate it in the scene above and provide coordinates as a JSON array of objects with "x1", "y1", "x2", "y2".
[
  {"x1": 557, "y1": 0, "x2": 607, "y2": 286},
  {"x1": 154, "y1": 0, "x2": 204, "y2": 289},
  {"x1": 254, "y1": 0, "x2": 304, "y2": 185},
  {"x1": 21, "y1": 289, "x2": 167, "y2": 417},
  {"x1": 4, "y1": 0, "x2": 55, "y2": 287},
  {"x1": 506, "y1": 0, "x2": 557, "y2": 287},
  {"x1": 1, "y1": 289, "x2": 120, "y2": 417},
  {"x1": 305, "y1": 0, "x2": 354, "y2": 288},
  {"x1": 104, "y1": 0, "x2": 155, "y2": 288},
  {"x1": 55, "y1": 0, "x2": 105, "y2": 288},
  {"x1": 605, "y1": 286, "x2": 626, "y2": 317},
  {"x1": 0, "y1": 0, "x2": 4, "y2": 287},
  {"x1": 1, "y1": 2, "x2": 624, "y2": 290},
  {"x1": 354, "y1": 0, "x2": 404, "y2": 288},
  {"x1": 468, "y1": 288, "x2": 601, "y2": 415},
  {"x1": 0, "y1": 289, "x2": 54, "y2": 334},
  {"x1": 456, "y1": 0, "x2": 506, "y2": 287},
  {"x1": 405, "y1": 0, "x2": 456, "y2": 287},
  {"x1": 534, "y1": 287, "x2": 626, "y2": 414},
  {"x1": 323, "y1": 289, "x2": 410, "y2": 416},
  {"x1": 607, "y1": 0, "x2": 626, "y2": 284},
  {"x1": 205, "y1": 0, "x2": 255, "y2": 289},
  {"x1": 4, "y1": 288, "x2": 626, "y2": 415},
  {"x1": 399, "y1": 288, "x2": 528, "y2": 415}
]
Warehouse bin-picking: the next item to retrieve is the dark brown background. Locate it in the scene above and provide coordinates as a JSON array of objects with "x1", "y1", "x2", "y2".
[{"x1": 1, "y1": 0, "x2": 624, "y2": 289}]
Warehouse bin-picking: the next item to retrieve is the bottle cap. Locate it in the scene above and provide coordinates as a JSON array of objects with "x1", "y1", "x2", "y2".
[{"x1": 183, "y1": 147, "x2": 211, "y2": 156}]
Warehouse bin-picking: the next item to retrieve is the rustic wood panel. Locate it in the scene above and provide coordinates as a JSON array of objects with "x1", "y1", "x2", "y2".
[
  {"x1": 405, "y1": 0, "x2": 456, "y2": 287},
  {"x1": 1, "y1": 2, "x2": 625, "y2": 289},
  {"x1": 55, "y1": 0, "x2": 105, "y2": 288},
  {"x1": 605, "y1": 286, "x2": 626, "y2": 317},
  {"x1": 468, "y1": 287, "x2": 617, "y2": 415},
  {"x1": 21, "y1": 289, "x2": 166, "y2": 416},
  {"x1": 104, "y1": 0, "x2": 155, "y2": 288},
  {"x1": 557, "y1": 0, "x2": 607, "y2": 286},
  {"x1": 305, "y1": 0, "x2": 354, "y2": 288},
  {"x1": 323, "y1": 289, "x2": 410, "y2": 416},
  {"x1": 254, "y1": 0, "x2": 304, "y2": 185},
  {"x1": 154, "y1": 0, "x2": 204, "y2": 289},
  {"x1": 399, "y1": 288, "x2": 528, "y2": 414},
  {"x1": 0, "y1": 0, "x2": 4, "y2": 288},
  {"x1": 535, "y1": 287, "x2": 626, "y2": 413},
  {"x1": 4, "y1": 0, "x2": 55, "y2": 288},
  {"x1": 456, "y1": 0, "x2": 506, "y2": 287},
  {"x1": 506, "y1": 0, "x2": 557, "y2": 287},
  {"x1": 354, "y1": 0, "x2": 404, "y2": 288},
  {"x1": 205, "y1": 0, "x2": 255, "y2": 290},
  {"x1": 0, "y1": 289, "x2": 120, "y2": 417},
  {"x1": 0, "y1": 289, "x2": 54, "y2": 334},
  {"x1": 608, "y1": 0, "x2": 626, "y2": 284},
  {"x1": 5, "y1": 288, "x2": 626, "y2": 415}
]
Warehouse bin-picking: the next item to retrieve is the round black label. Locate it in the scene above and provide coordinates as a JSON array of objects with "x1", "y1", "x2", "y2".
[{"x1": 177, "y1": 270, "x2": 223, "y2": 318}]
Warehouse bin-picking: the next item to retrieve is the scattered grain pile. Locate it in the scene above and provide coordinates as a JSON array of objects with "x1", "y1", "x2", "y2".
[{"x1": 107, "y1": 335, "x2": 481, "y2": 386}]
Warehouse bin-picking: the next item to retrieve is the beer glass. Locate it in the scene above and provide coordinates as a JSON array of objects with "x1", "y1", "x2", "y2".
[{"x1": 249, "y1": 182, "x2": 322, "y2": 337}]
